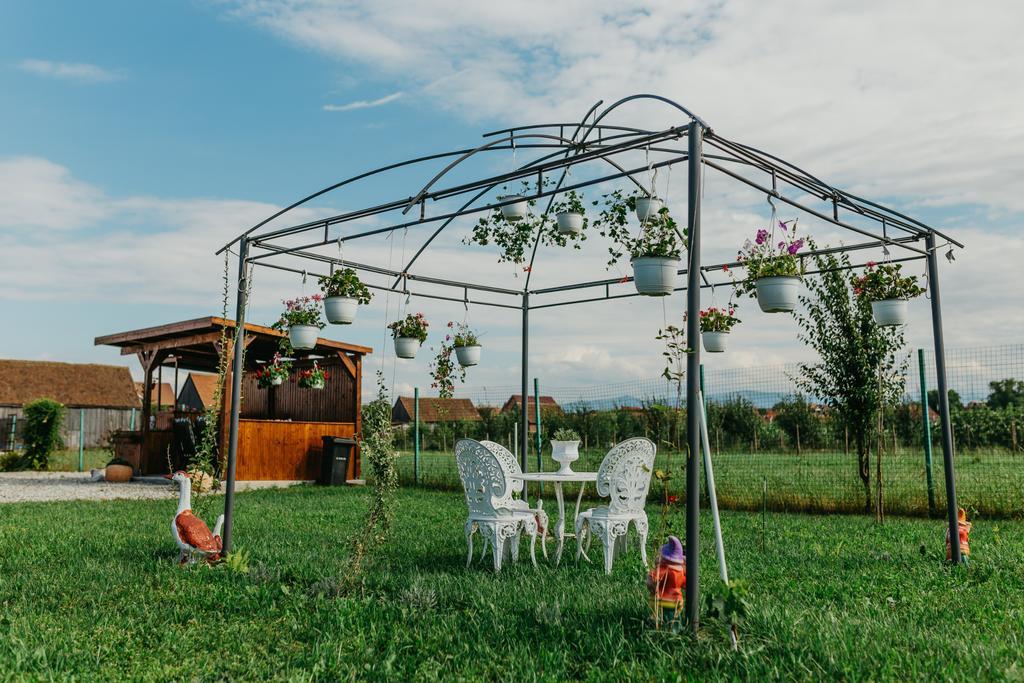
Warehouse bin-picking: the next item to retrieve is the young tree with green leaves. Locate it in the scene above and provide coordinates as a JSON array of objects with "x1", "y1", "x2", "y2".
[{"x1": 793, "y1": 251, "x2": 906, "y2": 512}]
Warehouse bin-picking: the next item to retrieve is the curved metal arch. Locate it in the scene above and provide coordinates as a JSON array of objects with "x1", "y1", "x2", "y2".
[
  {"x1": 395, "y1": 99, "x2": 667, "y2": 288},
  {"x1": 574, "y1": 94, "x2": 708, "y2": 152}
]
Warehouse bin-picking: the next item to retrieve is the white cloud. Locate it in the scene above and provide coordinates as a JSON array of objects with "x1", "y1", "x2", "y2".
[
  {"x1": 18, "y1": 58, "x2": 123, "y2": 83},
  {"x1": 0, "y1": 157, "x2": 112, "y2": 230},
  {"x1": 225, "y1": 0, "x2": 1024, "y2": 213},
  {"x1": 323, "y1": 91, "x2": 402, "y2": 111}
]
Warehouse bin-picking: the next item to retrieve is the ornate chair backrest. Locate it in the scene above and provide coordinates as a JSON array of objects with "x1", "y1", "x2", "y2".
[
  {"x1": 480, "y1": 440, "x2": 524, "y2": 507},
  {"x1": 596, "y1": 437, "x2": 656, "y2": 515},
  {"x1": 455, "y1": 439, "x2": 510, "y2": 517}
]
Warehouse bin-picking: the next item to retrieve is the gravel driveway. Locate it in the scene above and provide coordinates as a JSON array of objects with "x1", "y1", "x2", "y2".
[{"x1": 0, "y1": 472, "x2": 304, "y2": 504}]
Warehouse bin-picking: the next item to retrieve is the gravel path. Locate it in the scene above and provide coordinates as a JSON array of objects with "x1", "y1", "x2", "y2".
[{"x1": 0, "y1": 472, "x2": 305, "y2": 504}]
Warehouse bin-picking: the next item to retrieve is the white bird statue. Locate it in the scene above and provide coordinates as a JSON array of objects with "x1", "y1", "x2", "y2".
[{"x1": 171, "y1": 470, "x2": 224, "y2": 565}]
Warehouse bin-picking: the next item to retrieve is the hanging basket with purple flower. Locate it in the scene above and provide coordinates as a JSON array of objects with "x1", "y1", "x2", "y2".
[{"x1": 733, "y1": 216, "x2": 808, "y2": 313}]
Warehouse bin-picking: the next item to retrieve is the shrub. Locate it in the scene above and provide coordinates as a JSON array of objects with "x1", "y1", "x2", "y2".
[{"x1": 21, "y1": 398, "x2": 65, "y2": 471}]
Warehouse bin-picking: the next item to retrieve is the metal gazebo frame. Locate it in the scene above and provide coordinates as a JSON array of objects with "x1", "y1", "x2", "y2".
[{"x1": 216, "y1": 94, "x2": 965, "y2": 630}]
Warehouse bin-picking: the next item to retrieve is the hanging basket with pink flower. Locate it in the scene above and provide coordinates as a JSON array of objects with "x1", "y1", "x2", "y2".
[
  {"x1": 733, "y1": 214, "x2": 807, "y2": 313},
  {"x1": 272, "y1": 296, "x2": 326, "y2": 350},
  {"x1": 388, "y1": 313, "x2": 429, "y2": 359},
  {"x1": 851, "y1": 262, "x2": 925, "y2": 326},
  {"x1": 699, "y1": 307, "x2": 741, "y2": 353}
]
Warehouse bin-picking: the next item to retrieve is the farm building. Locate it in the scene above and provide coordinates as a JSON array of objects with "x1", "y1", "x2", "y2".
[
  {"x1": 501, "y1": 394, "x2": 562, "y2": 432},
  {"x1": 0, "y1": 359, "x2": 140, "y2": 450},
  {"x1": 177, "y1": 373, "x2": 219, "y2": 412},
  {"x1": 96, "y1": 316, "x2": 371, "y2": 481},
  {"x1": 135, "y1": 382, "x2": 176, "y2": 411},
  {"x1": 391, "y1": 397, "x2": 481, "y2": 425}
]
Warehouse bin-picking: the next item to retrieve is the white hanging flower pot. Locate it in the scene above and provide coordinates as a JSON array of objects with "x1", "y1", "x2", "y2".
[
  {"x1": 755, "y1": 276, "x2": 800, "y2": 313},
  {"x1": 394, "y1": 337, "x2": 421, "y2": 359},
  {"x1": 871, "y1": 299, "x2": 908, "y2": 326},
  {"x1": 635, "y1": 197, "x2": 664, "y2": 223},
  {"x1": 702, "y1": 331, "x2": 729, "y2": 353},
  {"x1": 556, "y1": 211, "x2": 584, "y2": 235},
  {"x1": 498, "y1": 195, "x2": 528, "y2": 221},
  {"x1": 271, "y1": 376, "x2": 284, "y2": 387},
  {"x1": 550, "y1": 440, "x2": 580, "y2": 474},
  {"x1": 309, "y1": 379, "x2": 325, "y2": 390},
  {"x1": 288, "y1": 324, "x2": 319, "y2": 350},
  {"x1": 324, "y1": 296, "x2": 359, "y2": 325},
  {"x1": 631, "y1": 256, "x2": 679, "y2": 296},
  {"x1": 454, "y1": 345, "x2": 481, "y2": 367}
]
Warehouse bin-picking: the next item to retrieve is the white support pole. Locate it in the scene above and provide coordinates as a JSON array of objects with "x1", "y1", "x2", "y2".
[{"x1": 698, "y1": 390, "x2": 728, "y2": 584}]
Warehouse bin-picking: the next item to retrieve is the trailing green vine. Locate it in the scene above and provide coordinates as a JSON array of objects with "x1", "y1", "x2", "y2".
[{"x1": 340, "y1": 371, "x2": 398, "y2": 592}]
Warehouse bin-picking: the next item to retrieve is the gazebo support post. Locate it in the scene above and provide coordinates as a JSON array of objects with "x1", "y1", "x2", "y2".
[
  {"x1": 925, "y1": 231, "x2": 961, "y2": 562},
  {"x1": 520, "y1": 292, "x2": 530, "y2": 484},
  {"x1": 684, "y1": 119, "x2": 704, "y2": 630},
  {"x1": 222, "y1": 236, "x2": 249, "y2": 555}
]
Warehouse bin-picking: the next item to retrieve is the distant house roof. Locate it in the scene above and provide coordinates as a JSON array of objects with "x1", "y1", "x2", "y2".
[
  {"x1": 135, "y1": 382, "x2": 176, "y2": 407},
  {"x1": 0, "y1": 359, "x2": 140, "y2": 409},
  {"x1": 392, "y1": 397, "x2": 481, "y2": 423},
  {"x1": 188, "y1": 374, "x2": 220, "y2": 409},
  {"x1": 501, "y1": 395, "x2": 562, "y2": 413}
]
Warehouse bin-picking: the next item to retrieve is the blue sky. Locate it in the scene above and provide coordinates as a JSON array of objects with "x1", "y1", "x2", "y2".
[{"x1": 2, "y1": 1, "x2": 1022, "y2": 399}]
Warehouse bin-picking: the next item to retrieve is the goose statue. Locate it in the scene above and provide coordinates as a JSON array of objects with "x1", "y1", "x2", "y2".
[{"x1": 171, "y1": 470, "x2": 224, "y2": 565}]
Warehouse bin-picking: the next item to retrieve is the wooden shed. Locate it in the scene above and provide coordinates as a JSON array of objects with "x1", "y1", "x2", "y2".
[
  {"x1": 177, "y1": 373, "x2": 218, "y2": 412},
  {"x1": 96, "y1": 317, "x2": 371, "y2": 481},
  {"x1": 0, "y1": 359, "x2": 140, "y2": 449}
]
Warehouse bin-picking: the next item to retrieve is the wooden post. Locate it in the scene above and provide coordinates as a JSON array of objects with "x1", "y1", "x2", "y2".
[
  {"x1": 795, "y1": 424, "x2": 801, "y2": 456},
  {"x1": 1012, "y1": 421, "x2": 1018, "y2": 452}
]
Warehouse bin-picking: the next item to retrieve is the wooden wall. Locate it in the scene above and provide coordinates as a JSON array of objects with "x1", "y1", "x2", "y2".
[
  {"x1": 236, "y1": 419, "x2": 358, "y2": 481},
  {"x1": 240, "y1": 357, "x2": 357, "y2": 424}
]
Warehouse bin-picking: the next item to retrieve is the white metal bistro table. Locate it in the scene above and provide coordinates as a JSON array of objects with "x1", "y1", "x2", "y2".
[{"x1": 510, "y1": 471, "x2": 598, "y2": 565}]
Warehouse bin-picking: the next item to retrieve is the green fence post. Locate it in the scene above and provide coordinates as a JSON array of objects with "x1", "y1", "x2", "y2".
[
  {"x1": 534, "y1": 378, "x2": 543, "y2": 494},
  {"x1": 919, "y1": 349, "x2": 937, "y2": 516},
  {"x1": 413, "y1": 387, "x2": 420, "y2": 486},
  {"x1": 129, "y1": 407, "x2": 136, "y2": 431},
  {"x1": 78, "y1": 409, "x2": 85, "y2": 472},
  {"x1": 8, "y1": 415, "x2": 16, "y2": 450}
]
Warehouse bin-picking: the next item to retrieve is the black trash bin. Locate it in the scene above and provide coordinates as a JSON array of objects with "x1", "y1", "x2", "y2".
[{"x1": 319, "y1": 436, "x2": 355, "y2": 485}]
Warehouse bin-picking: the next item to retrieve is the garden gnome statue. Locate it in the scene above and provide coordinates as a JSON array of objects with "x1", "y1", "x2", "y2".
[
  {"x1": 946, "y1": 507, "x2": 972, "y2": 563},
  {"x1": 647, "y1": 535, "x2": 686, "y2": 629}
]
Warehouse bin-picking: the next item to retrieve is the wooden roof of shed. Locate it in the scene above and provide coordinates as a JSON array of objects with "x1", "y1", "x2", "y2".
[
  {"x1": 0, "y1": 359, "x2": 140, "y2": 409},
  {"x1": 95, "y1": 316, "x2": 372, "y2": 373}
]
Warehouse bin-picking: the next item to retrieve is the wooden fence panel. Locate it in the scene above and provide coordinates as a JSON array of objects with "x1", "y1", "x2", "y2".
[{"x1": 236, "y1": 420, "x2": 357, "y2": 481}]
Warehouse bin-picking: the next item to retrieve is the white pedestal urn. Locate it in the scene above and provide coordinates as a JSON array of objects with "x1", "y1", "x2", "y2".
[
  {"x1": 498, "y1": 195, "x2": 528, "y2": 221},
  {"x1": 556, "y1": 211, "x2": 583, "y2": 235},
  {"x1": 635, "y1": 197, "x2": 664, "y2": 222},
  {"x1": 288, "y1": 324, "x2": 319, "y2": 350},
  {"x1": 454, "y1": 345, "x2": 481, "y2": 367},
  {"x1": 394, "y1": 337, "x2": 421, "y2": 359},
  {"x1": 871, "y1": 299, "x2": 908, "y2": 326},
  {"x1": 324, "y1": 296, "x2": 359, "y2": 325},
  {"x1": 631, "y1": 256, "x2": 679, "y2": 296},
  {"x1": 755, "y1": 276, "x2": 800, "y2": 313},
  {"x1": 550, "y1": 440, "x2": 581, "y2": 474},
  {"x1": 702, "y1": 331, "x2": 729, "y2": 353}
]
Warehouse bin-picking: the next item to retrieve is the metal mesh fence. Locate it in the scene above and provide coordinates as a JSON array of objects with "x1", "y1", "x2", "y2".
[{"x1": 393, "y1": 345, "x2": 1024, "y2": 518}]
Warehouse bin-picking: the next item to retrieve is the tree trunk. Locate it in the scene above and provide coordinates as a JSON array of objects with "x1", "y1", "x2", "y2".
[{"x1": 857, "y1": 438, "x2": 871, "y2": 513}]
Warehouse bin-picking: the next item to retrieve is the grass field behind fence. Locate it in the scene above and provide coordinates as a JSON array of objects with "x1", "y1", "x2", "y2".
[
  {"x1": 396, "y1": 446, "x2": 1024, "y2": 518},
  {"x1": 1, "y1": 486, "x2": 1023, "y2": 680}
]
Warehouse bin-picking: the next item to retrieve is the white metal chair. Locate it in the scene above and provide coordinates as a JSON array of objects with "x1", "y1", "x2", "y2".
[
  {"x1": 481, "y1": 440, "x2": 551, "y2": 559},
  {"x1": 575, "y1": 437, "x2": 656, "y2": 574},
  {"x1": 455, "y1": 439, "x2": 538, "y2": 571}
]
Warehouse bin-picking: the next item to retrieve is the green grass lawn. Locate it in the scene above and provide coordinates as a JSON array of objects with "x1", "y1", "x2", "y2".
[
  {"x1": 396, "y1": 447, "x2": 1024, "y2": 518},
  {"x1": 1, "y1": 486, "x2": 1022, "y2": 680},
  {"x1": 46, "y1": 448, "x2": 110, "y2": 472}
]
